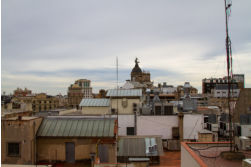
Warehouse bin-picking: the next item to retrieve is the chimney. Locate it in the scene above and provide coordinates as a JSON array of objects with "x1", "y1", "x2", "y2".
[{"x1": 178, "y1": 112, "x2": 184, "y2": 141}]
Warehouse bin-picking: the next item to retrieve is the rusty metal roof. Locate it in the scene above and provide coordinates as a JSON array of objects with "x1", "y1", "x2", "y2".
[{"x1": 37, "y1": 118, "x2": 115, "y2": 137}]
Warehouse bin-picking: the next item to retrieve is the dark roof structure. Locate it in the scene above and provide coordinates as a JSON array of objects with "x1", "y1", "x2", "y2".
[{"x1": 131, "y1": 58, "x2": 142, "y2": 73}]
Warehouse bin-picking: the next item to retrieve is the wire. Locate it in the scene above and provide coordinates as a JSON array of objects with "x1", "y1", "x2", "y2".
[
  {"x1": 189, "y1": 145, "x2": 229, "y2": 151},
  {"x1": 189, "y1": 146, "x2": 224, "y2": 159},
  {"x1": 188, "y1": 118, "x2": 200, "y2": 139}
]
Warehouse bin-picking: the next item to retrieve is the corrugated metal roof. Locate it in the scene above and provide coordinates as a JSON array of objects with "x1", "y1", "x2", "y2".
[
  {"x1": 37, "y1": 118, "x2": 115, "y2": 137},
  {"x1": 118, "y1": 136, "x2": 163, "y2": 157},
  {"x1": 106, "y1": 89, "x2": 142, "y2": 97},
  {"x1": 79, "y1": 98, "x2": 110, "y2": 107}
]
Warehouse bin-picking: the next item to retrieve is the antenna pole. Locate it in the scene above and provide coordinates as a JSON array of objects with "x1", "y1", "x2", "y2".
[
  {"x1": 224, "y1": 0, "x2": 233, "y2": 152},
  {"x1": 116, "y1": 57, "x2": 119, "y2": 120}
]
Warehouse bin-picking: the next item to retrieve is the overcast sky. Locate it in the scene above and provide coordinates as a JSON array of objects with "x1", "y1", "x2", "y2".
[{"x1": 2, "y1": 0, "x2": 251, "y2": 95}]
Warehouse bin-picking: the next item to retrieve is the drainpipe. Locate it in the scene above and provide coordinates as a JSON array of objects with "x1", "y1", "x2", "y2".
[
  {"x1": 33, "y1": 121, "x2": 36, "y2": 165},
  {"x1": 95, "y1": 139, "x2": 101, "y2": 164},
  {"x1": 134, "y1": 110, "x2": 137, "y2": 135}
]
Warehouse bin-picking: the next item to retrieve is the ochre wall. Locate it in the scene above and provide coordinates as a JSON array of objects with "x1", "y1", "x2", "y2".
[
  {"x1": 1, "y1": 118, "x2": 43, "y2": 164},
  {"x1": 111, "y1": 98, "x2": 140, "y2": 114},
  {"x1": 198, "y1": 133, "x2": 213, "y2": 142},
  {"x1": 37, "y1": 138, "x2": 116, "y2": 163},
  {"x1": 81, "y1": 107, "x2": 109, "y2": 115}
]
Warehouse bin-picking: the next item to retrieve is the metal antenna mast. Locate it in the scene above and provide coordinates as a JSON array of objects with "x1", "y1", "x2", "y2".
[
  {"x1": 116, "y1": 57, "x2": 119, "y2": 120},
  {"x1": 224, "y1": 0, "x2": 234, "y2": 152}
]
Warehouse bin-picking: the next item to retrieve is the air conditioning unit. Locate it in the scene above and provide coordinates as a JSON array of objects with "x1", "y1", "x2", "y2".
[
  {"x1": 236, "y1": 136, "x2": 251, "y2": 151},
  {"x1": 148, "y1": 145, "x2": 157, "y2": 153},
  {"x1": 211, "y1": 124, "x2": 219, "y2": 132}
]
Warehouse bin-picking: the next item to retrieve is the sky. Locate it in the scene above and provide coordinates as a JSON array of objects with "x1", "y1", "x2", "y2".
[{"x1": 2, "y1": 0, "x2": 251, "y2": 95}]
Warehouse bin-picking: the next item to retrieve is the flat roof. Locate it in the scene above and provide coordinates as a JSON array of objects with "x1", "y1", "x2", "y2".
[{"x1": 182, "y1": 142, "x2": 251, "y2": 167}]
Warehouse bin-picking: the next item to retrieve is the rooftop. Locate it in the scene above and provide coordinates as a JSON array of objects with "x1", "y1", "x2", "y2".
[
  {"x1": 37, "y1": 117, "x2": 116, "y2": 137},
  {"x1": 181, "y1": 142, "x2": 251, "y2": 167},
  {"x1": 118, "y1": 136, "x2": 163, "y2": 157},
  {"x1": 106, "y1": 89, "x2": 142, "y2": 97},
  {"x1": 2, "y1": 116, "x2": 40, "y2": 121},
  {"x1": 79, "y1": 98, "x2": 110, "y2": 107}
]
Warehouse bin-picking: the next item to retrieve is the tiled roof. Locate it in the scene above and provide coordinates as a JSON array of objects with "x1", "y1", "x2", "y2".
[
  {"x1": 106, "y1": 89, "x2": 142, "y2": 97},
  {"x1": 79, "y1": 98, "x2": 110, "y2": 107},
  {"x1": 37, "y1": 118, "x2": 116, "y2": 137}
]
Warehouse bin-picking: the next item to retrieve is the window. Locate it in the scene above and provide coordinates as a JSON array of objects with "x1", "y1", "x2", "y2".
[
  {"x1": 133, "y1": 103, "x2": 137, "y2": 112},
  {"x1": 111, "y1": 108, "x2": 116, "y2": 114},
  {"x1": 204, "y1": 116, "x2": 209, "y2": 123},
  {"x1": 164, "y1": 106, "x2": 173, "y2": 115},
  {"x1": 127, "y1": 127, "x2": 135, "y2": 135},
  {"x1": 122, "y1": 98, "x2": 127, "y2": 108},
  {"x1": 155, "y1": 106, "x2": 161, "y2": 115},
  {"x1": 8, "y1": 143, "x2": 20, "y2": 156}
]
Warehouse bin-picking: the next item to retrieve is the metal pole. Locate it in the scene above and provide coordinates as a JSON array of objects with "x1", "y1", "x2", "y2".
[
  {"x1": 224, "y1": 0, "x2": 233, "y2": 152},
  {"x1": 116, "y1": 57, "x2": 119, "y2": 119}
]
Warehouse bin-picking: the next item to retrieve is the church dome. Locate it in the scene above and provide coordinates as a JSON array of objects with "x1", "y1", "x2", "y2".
[{"x1": 131, "y1": 58, "x2": 142, "y2": 73}]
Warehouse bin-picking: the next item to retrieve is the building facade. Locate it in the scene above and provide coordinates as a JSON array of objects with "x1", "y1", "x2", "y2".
[
  {"x1": 202, "y1": 74, "x2": 244, "y2": 94},
  {"x1": 32, "y1": 93, "x2": 59, "y2": 112},
  {"x1": 36, "y1": 117, "x2": 117, "y2": 164},
  {"x1": 13, "y1": 88, "x2": 32, "y2": 97},
  {"x1": 68, "y1": 79, "x2": 93, "y2": 108},
  {"x1": 106, "y1": 89, "x2": 142, "y2": 115},
  {"x1": 1, "y1": 116, "x2": 43, "y2": 165}
]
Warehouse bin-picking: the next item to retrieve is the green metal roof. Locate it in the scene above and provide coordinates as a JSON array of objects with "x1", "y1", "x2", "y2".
[
  {"x1": 79, "y1": 98, "x2": 110, "y2": 107},
  {"x1": 37, "y1": 118, "x2": 115, "y2": 137},
  {"x1": 106, "y1": 89, "x2": 142, "y2": 97}
]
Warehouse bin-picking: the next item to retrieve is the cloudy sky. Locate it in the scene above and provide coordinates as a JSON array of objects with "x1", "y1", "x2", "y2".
[{"x1": 2, "y1": 0, "x2": 251, "y2": 95}]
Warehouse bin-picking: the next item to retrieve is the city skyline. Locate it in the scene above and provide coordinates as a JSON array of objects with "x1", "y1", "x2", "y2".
[{"x1": 2, "y1": 0, "x2": 251, "y2": 95}]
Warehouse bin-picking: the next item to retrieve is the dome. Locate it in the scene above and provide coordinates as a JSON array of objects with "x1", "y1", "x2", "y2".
[
  {"x1": 131, "y1": 58, "x2": 142, "y2": 73},
  {"x1": 131, "y1": 64, "x2": 142, "y2": 73}
]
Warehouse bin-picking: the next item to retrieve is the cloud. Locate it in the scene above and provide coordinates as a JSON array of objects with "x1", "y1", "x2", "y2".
[{"x1": 2, "y1": 0, "x2": 251, "y2": 95}]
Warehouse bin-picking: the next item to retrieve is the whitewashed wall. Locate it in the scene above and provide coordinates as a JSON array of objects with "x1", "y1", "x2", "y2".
[
  {"x1": 241, "y1": 125, "x2": 251, "y2": 137},
  {"x1": 183, "y1": 114, "x2": 204, "y2": 140},
  {"x1": 137, "y1": 116, "x2": 178, "y2": 139},
  {"x1": 181, "y1": 144, "x2": 201, "y2": 167},
  {"x1": 118, "y1": 115, "x2": 135, "y2": 136}
]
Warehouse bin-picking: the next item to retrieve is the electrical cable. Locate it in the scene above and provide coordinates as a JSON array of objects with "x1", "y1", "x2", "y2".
[
  {"x1": 189, "y1": 145, "x2": 229, "y2": 151},
  {"x1": 188, "y1": 118, "x2": 200, "y2": 139}
]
